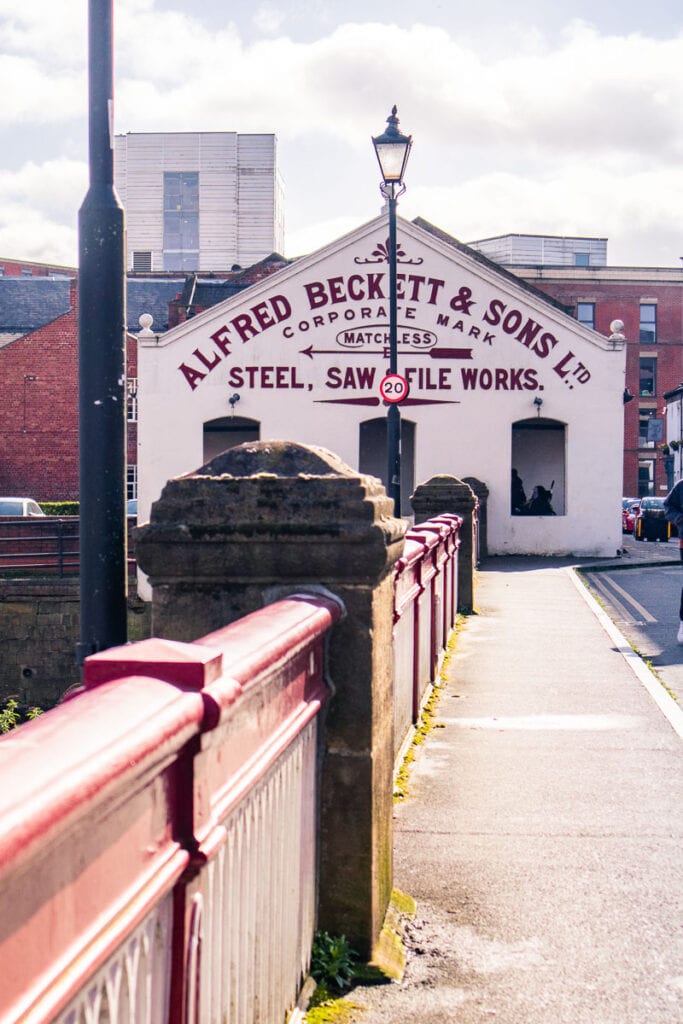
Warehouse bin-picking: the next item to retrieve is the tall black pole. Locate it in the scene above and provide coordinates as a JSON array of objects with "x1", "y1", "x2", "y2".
[
  {"x1": 77, "y1": 0, "x2": 127, "y2": 663},
  {"x1": 387, "y1": 189, "x2": 401, "y2": 517}
]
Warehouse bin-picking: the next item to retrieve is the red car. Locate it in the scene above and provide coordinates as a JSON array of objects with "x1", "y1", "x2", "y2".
[{"x1": 622, "y1": 498, "x2": 639, "y2": 534}]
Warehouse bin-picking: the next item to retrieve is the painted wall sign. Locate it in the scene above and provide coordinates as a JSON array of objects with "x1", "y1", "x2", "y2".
[
  {"x1": 138, "y1": 213, "x2": 626, "y2": 565},
  {"x1": 176, "y1": 233, "x2": 593, "y2": 403}
]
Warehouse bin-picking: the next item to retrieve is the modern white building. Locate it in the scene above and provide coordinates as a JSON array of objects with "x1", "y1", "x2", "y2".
[
  {"x1": 136, "y1": 215, "x2": 626, "y2": 593},
  {"x1": 467, "y1": 233, "x2": 608, "y2": 269},
  {"x1": 114, "y1": 132, "x2": 285, "y2": 273}
]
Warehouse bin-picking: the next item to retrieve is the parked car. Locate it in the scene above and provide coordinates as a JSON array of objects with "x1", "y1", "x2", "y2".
[
  {"x1": 634, "y1": 497, "x2": 672, "y2": 542},
  {"x1": 622, "y1": 499, "x2": 640, "y2": 534},
  {"x1": 0, "y1": 497, "x2": 45, "y2": 517}
]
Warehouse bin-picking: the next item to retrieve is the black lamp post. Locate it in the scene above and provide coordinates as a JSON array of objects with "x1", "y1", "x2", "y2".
[
  {"x1": 77, "y1": 0, "x2": 127, "y2": 663},
  {"x1": 372, "y1": 106, "x2": 412, "y2": 517}
]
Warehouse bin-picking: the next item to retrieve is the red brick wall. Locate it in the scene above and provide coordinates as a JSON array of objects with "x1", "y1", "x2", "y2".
[
  {"x1": 0, "y1": 259, "x2": 77, "y2": 278},
  {"x1": 0, "y1": 282, "x2": 137, "y2": 502},
  {"x1": 520, "y1": 278, "x2": 683, "y2": 497}
]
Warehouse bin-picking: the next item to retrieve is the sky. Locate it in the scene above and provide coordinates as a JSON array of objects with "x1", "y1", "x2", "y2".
[{"x1": 1, "y1": 0, "x2": 683, "y2": 268}]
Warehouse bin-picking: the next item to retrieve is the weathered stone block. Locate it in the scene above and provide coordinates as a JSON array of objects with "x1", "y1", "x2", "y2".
[{"x1": 136, "y1": 441, "x2": 406, "y2": 954}]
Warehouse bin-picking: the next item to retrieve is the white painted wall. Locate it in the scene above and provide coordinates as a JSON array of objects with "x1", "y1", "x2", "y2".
[{"x1": 138, "y1": 215, "x2": 626, "y2": 579}]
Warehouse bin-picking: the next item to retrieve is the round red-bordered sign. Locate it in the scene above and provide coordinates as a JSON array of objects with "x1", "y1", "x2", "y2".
[{"x1": 379, "y1": 373, "x2": 409, "y2": 404}]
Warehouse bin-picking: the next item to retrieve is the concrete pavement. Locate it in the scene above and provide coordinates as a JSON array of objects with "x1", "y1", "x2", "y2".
[{"x1": 343, "y1": 547, "x2": 683, "y2": 1024}]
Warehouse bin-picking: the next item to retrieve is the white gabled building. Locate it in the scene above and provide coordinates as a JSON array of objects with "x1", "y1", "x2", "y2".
[
  {"x1": 137, "y1": 215, "x2": 626, "y2": 584},
  {"x1": 114, "y1": 131, "x2": 285, "y2": 273}
]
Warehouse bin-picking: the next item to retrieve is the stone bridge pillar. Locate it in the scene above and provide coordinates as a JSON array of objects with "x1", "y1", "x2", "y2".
[
  {"x1": 411, "y1": 474, "x2": 478, "y2": 613},
  {"x1": 462, "y1": 476, "x2": 489, "y2": 560},
  {"x1": 136, "y1": 441, "x2": 406, "y2": 957}
]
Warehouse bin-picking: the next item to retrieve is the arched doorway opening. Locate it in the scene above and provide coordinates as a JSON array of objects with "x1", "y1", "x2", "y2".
[
  {"x1": 202, "y1": 416, "x2": 260, "y2": 463},
  {"x1": 359, "y1": 417, "x2": 415, "y2": 516},
  {"x1": 511, "y1": 418, "x2": 566, "y2": 515}
]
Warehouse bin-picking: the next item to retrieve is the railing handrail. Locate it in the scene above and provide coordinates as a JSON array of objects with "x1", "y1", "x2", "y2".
[
  {"x1": 0, "y1": 591, "x2": 341, "y2": 1024},
  {"x1": 0, "y1": 512, "x2": 465, "y2": 1024},
  {"x1": 392, "y1": 515, "x2": 463, "y2": 760}
]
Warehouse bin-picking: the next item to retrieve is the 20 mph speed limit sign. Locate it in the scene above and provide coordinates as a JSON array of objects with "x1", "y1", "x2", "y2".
[{"x1": 379, "y1": 373, "x2": 409, "y2": 404}]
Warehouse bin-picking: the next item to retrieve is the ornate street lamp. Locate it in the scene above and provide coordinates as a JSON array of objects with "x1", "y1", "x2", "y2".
[{"x1": 372, "y1": 106, "x2": 412, "y2": 517}]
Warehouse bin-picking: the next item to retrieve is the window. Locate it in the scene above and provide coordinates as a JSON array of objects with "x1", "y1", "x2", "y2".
[
  {"x1": 127, "y1": 464, "x2": 137, "y2": 500},
  {"x1": 638, "y1": 407, "x2": 660, "y2": 447},
  {"x1": 576, "y1": 302, "x2": 595, "y2": 330},
  {"x1": 639, "y1": 358, "x2": 656, "y2": 396},
  {"x1": 21, "y1": 268, "x2": 32, "y2": 277},
  {"x1": 640, "y1": 303, "x2": 657, "y2": 343},
  {"x1": 638, "y1": 459, "x2": 654, "y2": 497},
  {"x1": 163, "y1": 172, "x2": 199, "y2": 271},
  {"x1": 574, "y1": 253, "x2": 590, "y2": 267},
  {"x1": 511, "y1": 419, "x2": 566, "y2": 516},
  {"x1": 127, "y1": 378, "x2": 138, "y2": 422}
]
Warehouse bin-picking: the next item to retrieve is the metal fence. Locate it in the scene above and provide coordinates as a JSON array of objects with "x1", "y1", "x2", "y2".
[
  {"x1": 0, "y1": 515, "x2": 462, "y2": 1024},
  {"x1": 0, "y1": 517, "x2": 136, "y2": 576},
  {"x1": 393, "y1": 515, "x2": 461, "y2": 762},
  {"x1": 0, "y1": 593, "x2": 340, "y2": 1024}
]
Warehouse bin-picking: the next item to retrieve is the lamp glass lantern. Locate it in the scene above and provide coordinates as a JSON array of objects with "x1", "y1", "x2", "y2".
[{"x1": 372, "y1": 105, "x2": 412, "y2": 187}]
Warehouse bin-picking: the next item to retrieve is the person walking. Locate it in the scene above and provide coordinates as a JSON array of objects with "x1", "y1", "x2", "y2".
[{"x1": 663, "y1": 480, "x2": 683, "y2": 643}]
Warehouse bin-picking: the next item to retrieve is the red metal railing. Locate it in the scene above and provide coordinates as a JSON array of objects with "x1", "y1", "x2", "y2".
[
  {"x1": 392, "y1": 515, "x2": 461, "y2": 761},
  {"x1": 0, "y1": 515, "x2": 462, "y2": 1023},
  {"x1": 0, "y1": 592, "x2": 341, "y2": 1024}
]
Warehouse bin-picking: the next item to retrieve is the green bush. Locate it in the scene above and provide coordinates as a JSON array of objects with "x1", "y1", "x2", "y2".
[
  {"x1": 310, "y1": 932, "x2": 357, "y2": 993},
  {"x1": 39, "y1": 502, "x2": 79, "y2": 517}
]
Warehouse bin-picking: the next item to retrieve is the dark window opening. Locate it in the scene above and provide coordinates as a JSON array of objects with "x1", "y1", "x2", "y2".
[
  {"x1": 639, "y1": 303, "x2": 657, "y2": 344},
  {"x1": 511, "y1": 419, "x2": 566, "y2": 516},
  {"x1": 202, "y1": 416, "x2": 260, "y2": 464},
  {"x1": 639, "y1": 357, "x2": 656, "y2": 397},
  {"x1": 576, "y1": 302, "x2": 595, "y2": 330},
  {"x1": 359, "y1": 417, "x2": 415, "y2": 517}
]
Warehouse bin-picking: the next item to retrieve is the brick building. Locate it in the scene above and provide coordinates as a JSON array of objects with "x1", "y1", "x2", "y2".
[
  {"x1": 0, "y1": 257, "x2": 77, "y2": 279},
  {"x1": 0, "y1": 278, "x2": 138, "y2": 502},
  {"x1": 468, "y1": 235, "x2": 683, "y2": 498},
  {"x1": 2, "y1": 235, "x2": 682, "y2": 505},
  {"x1": 0, "y1": 261, "x2": 289, "y2": 502}
]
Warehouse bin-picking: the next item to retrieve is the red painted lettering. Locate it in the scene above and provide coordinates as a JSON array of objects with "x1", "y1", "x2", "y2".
[
  {"x1": 252, "y1": 301, "x2": 275, "y2": 331},
  {"x1": 348, "y1": 275, "x2": 365, "y2": 301},
  {"x1": 211, "y1": 325, "x2": 232, "y2": 355},
  {"x1": 305, "y1": 281, "x2": 328, "y2": 309},
  {"x1": 328, "y1": 276, "x2": 346, "y2": 303},
  {"x1": 502, "y1": 309, "x2": 523, "y2": 334},
  {"x1": 484, "y1": 298, "x2": 505, "y2": 326},
  {"x1": 179, "y1": 362, "x2": 206, "y2": 391},
  {"x1": 232, "y1": 312, "x2": 258, "y2": 342},
  {"x1": 193, "y1": 346, "x2": 222, "y2": 372}
]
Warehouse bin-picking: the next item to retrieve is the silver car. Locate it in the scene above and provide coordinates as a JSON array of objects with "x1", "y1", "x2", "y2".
[{"x1": 0, "y1": 497, "x2": 45, "y2": 517}]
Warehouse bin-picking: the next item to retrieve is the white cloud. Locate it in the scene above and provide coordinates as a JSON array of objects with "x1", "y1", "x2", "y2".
[
  {"x1": 403, "y1": 165, "x2": 683, "y2": 266},
  {"x1": 0, "y1": 159, "x2": 86, "y2": 265},
  {"x1": 0, "y1": 1, "x2": 85, "y2": 64},
  {"x1": 1, "y1": 3, "x2": 683, "y2": 266},
  {"x1": 252, "y1": 4, "x2": 287, "y2": 36}
]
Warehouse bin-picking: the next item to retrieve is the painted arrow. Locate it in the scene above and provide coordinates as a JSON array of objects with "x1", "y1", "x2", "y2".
[
  {"x1": 300, "y1": 344, "x2": 472, "y2": 360},
  {"x1": 313, "y1": 396, "x2": 460, "y2": 407}
]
